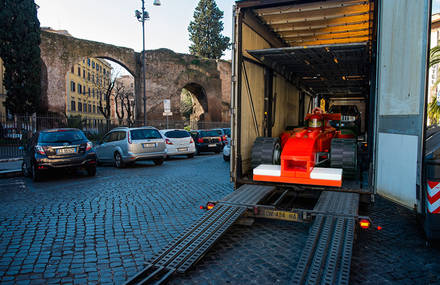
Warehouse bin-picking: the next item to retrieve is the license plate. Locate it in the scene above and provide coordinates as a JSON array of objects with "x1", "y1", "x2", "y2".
[
  {"x1": 177, "y1": 147, "x2": 187, "y2": 152},
  {"x1": 57, "y1": 148, "x2": 76, "y2": 154},
  {"x1": 208, "y1": 144, "x2": 216, "y2": 147},
  {"x1": 143, "y1": 143, "x2": 155, "y2": 148},
  {"x1": 259, "y1": 209, "x2": 299, "y2": 222}
]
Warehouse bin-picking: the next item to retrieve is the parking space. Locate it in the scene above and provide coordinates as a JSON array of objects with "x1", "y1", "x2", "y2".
[{"x1": 0, "y1": 154, "x2": 439, "y2": 284}]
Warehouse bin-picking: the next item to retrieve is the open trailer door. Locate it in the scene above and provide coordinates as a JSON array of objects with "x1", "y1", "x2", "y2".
[{"x1": 374, "y1": 0, "x2": 431, "y2": 209}]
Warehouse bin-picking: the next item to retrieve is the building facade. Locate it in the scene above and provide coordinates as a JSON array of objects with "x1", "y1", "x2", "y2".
[{"x1": 66, "y1": 57, "x2": 113, "y2": 125}]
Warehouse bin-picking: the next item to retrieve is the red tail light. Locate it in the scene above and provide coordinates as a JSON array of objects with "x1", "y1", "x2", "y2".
[
  {"x1": 35, "y1": 146, "x2": 45, "y2": 155},
  {"x1": 190, "y1": 138, "x2": 194, "y2": 144},
  {"x1": 222, "y1": 135, "x2": 227, "y2": 141},
  {"x1": 359, "y1": 219, "x2": 370, "y2": 229},
  {"x1": 86, "y1": 142, "x2": 93, "y2": 151},
  {"x1": 165, "y1": 139, "x2": 173, "y2": 145},
  {"x1": 197, "y1": 138, "x2": 204, "y2": 143}
]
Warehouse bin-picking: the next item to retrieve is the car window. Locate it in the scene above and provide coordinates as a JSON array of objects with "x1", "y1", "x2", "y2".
[
  {"x1": 38, "y1": 130, "x2": 87, "y2": 143},
  {"x1": 200, "y1": 130, "x2": 219, "y2": 137},
  {"x1": 110, "y1": 132, "x2": 119, "y2": 142},
  {"x1": 118, "y1": 131, "x2": 126, "y2": 141},
  {"x1": 102, "y1": 133, "x2": 112, "y2": 143},
  {"x1": 130, "y1": 129, "x2": 162, "y2": 140},
  {"x1": 213, "y1": 130, "x2": 223, "y2": 135},
  {"x1": 164, "y1": 130, "x2": 190, "y2": 138}
]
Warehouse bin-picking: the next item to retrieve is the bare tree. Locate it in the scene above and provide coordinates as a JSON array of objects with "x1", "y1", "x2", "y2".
[
  {"x1": 94, "y1": 72, "x2": 116, "y2": 130},
  {"x1": 123, "y1": 91, "x2": 136, "y2": 127},
  {"x1": 114, "y1": 81, "x2": 126, "y2": 125}
]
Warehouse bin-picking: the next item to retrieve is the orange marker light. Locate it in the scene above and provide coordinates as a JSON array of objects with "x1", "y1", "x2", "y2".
[
  {"x1": 359, "y1": 219, "x2": 370, "y2": 229},
  {"x1": 206, "y1": 203, "x2": 215, "y2": 210}
]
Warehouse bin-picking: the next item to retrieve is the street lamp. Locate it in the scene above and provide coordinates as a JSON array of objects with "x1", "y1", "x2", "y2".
[{"x1": 135, "y1": 0, "x2": 161, "y2": 125}]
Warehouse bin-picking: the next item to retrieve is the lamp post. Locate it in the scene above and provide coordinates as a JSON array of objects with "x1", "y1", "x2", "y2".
[{"x1": 135, "y1": 0, "x2": 161, "y2": 125}]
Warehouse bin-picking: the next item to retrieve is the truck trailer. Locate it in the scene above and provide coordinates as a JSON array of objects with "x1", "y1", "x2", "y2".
[{"x1": 126, "y1": 0, "x2": 435, "y2": 284}]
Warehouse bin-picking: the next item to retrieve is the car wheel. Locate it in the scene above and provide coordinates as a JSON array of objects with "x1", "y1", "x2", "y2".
[
  {"x1": 87, "y1": 166, "x2": 96, "y2": 176},
  {"x1": 153, "y1": 158, "x2": 164, "y2": 166},
  {"x1": 223, "y1": 154, "x2": 230, "y2": 161},
  {"x1": 114, "y1": 152, "x2": 124, "y2": 168},
  {"x1": 187, "y1": 153, "x2": 194, "y2": 158},
  {"x1": 31, "y1": 163, "x2": 41, "y2": 182},
  {"x1": 22, "y1": 161, "x2": 30, "y2": 177}
]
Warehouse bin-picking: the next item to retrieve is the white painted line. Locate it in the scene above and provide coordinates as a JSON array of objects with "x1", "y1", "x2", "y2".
[
  {"x1": 253, "y1": 164, "x2": 281, "y2": 177},
  {"x1": 310, "y1": 167, "x2": 342, "y2": 181}
]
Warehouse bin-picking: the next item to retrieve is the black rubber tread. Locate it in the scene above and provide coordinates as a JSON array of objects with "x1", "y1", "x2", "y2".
[
  {"x1": 330, "y1": 138, "x2": 358, "y2": 178},
  {"x1": 251, "y1": 137, "x2": 281, "y2": 169}
]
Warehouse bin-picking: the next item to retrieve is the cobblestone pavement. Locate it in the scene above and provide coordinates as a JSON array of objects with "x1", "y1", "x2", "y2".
[{"x1": 0, "y1": 153, "x2": 439, "y2": 284}]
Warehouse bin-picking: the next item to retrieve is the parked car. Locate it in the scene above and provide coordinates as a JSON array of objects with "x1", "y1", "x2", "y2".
[
  {"x1": 328, "y1": 104, "x2": 362, "y2": 135},
  {"x1": 21, "y1": 128, "x2": 97, "y2": 181},
  {"x1": 95, "y1": 127, "x2": 166, "y2": 168},
  {"x1": 212, "y1": 128, "x2": 229, "y2": 148},
  {"x1": 223, "y1": 136, "x2": 231, "y2": 161},
  {"x1": 159, "y1": 129, "x2": 196, "y2": 158},
  {"x1": 4, "y1": 128, "x2": 23, "y2": 140},
  {"x1": 190, "y1": 130, "x2": 223, "y2": 154},
  {"x1": 223, "y1": 128, "x2": 231, "y2": 138}
]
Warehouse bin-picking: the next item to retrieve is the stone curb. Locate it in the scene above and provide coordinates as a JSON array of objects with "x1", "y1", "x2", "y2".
[
  {"x1": 0, "y1": 157, "x2": 23, "y2": 163},
  {"x1": 0, "y1": 169, "x2": 22, "y2": 178}
]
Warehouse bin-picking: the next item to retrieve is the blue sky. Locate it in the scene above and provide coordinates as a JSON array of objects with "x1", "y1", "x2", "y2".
[
  {"x1": 35, "y1": 0, "x2": 440, "y2": 63},
  {"x1": 35, "y1": 0, "x2": 235, "y2": 59}
]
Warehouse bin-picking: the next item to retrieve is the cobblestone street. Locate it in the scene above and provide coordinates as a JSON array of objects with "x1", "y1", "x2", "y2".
[{"x1": 0, "y1": 154, "x2": 439, "y2": 284}]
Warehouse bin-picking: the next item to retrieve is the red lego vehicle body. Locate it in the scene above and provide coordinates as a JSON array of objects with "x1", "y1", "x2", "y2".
[{"x1": 253, "y1": 108, "x2": 355, "y2": 187}]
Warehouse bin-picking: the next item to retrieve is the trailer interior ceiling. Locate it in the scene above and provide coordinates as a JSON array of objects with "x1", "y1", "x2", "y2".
[{"x1": 245, "y1": 0, "x2": 375, "y2": 99}]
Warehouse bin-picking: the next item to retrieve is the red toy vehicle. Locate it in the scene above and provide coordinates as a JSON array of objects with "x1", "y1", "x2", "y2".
[{"x1": 252, "y1": 108, "x2": 357, "y2": 187}]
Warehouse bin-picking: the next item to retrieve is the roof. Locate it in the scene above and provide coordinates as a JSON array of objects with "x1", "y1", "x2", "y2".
[{"x1": 248, "y1": 42, "x2": 370, "y2": 97}]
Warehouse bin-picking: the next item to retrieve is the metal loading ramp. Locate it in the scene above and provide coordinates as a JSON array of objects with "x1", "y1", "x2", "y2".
[
  {"x1": 290, "y1": 191, "x2": 359, "y2": 285},
  {"x1": 124, "y1": 185, "x2": 275, "y2": 285}
]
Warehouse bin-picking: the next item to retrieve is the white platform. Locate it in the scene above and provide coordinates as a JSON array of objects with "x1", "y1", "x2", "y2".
[
  {"x1": 310, "y1": 167, "x2": 342, "y2": 181},
  {"x1": 253, "y1": 164, "x2": 281, "y2": 177}
]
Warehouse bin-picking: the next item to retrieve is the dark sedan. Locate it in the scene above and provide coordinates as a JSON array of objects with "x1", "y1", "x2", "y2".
[
  {"x1": 21, "y1": 128, "x2": 97, "y2": 181},
  {"x1": 190, "y1": 130, "x2": 223, "y2": 154}
]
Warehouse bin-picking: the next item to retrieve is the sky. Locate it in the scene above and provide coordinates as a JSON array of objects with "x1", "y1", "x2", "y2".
[
  {"x1": 35, "y1": 0, "x2": 440, "y2": 67},
  {"x1": 35, "y1": 0, "x2": 236, "y2": 60}
]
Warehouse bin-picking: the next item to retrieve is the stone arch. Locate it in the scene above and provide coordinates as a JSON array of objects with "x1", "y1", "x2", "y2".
[
  {"x1": 181, "y1": 82, "x2": 208, "y2": 121},
  {"x1": 39, "y1": 30, "x2": 139, "y2": 114}
]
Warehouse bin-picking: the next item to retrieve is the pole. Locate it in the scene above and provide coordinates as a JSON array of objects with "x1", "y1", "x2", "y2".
[{"x1": 141, "y1": 0, "x2": 147, "y2": 126}]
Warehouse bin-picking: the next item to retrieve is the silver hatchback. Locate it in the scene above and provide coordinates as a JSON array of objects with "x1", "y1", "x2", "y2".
[{"x1": 95, "y1": 127, "x2": 166, "y2": 168}]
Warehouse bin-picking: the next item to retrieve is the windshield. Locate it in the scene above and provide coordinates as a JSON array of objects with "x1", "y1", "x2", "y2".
[
  {"x1": 200, "y1": 130, "x2": 220, "y2": 137},
  {"x1": 130, "y1": 129, "x2": 162, "y2": 140},
  {"x1": 39, "y1": 130, "x2": 87, "y2": 143},
  {"x1": 164, "y1": 130, "x2": 190, "y2": 138}
]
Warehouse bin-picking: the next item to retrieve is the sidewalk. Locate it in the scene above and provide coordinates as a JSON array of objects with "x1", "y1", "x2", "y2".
[{"x1": 0, "y1": 158, "x2": 23, "y2": 178}]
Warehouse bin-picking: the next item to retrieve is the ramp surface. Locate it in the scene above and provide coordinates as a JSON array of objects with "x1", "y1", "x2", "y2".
[
  {"x1": 125, "y1": 185, "x2": 275, "y2": 285},
  {"x1": 290, "y1": 191, "x2": 359, "y2": 285}
]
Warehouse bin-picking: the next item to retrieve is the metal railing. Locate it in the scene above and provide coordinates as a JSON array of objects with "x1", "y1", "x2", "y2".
[{"x1": 0, "y1": 115, "x2": 231, "y2": 159}]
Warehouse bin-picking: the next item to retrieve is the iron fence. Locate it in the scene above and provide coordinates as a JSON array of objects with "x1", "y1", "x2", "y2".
[{"x1": 0, "y1": 115, "x2": 231, "y2": 159}]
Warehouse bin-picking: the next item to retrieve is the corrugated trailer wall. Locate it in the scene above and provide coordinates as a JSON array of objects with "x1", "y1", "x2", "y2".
[
  {"x1": 239, "y1": 23, "x2": 300, "y2": 175},
  {"x1": 240, "y1": 24, "x2": 267, "y2": 173},
  {"x1": 272, "y1": 75, "x2": 299, "y2": 137}
]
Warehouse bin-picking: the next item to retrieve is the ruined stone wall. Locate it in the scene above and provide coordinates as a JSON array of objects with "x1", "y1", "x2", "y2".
[
  {"x1": 143, "y1": 49, "x2": 231, "y2": 122},
  {"x1": 39, "y1": 32, "x2": 231, "y2": 122}
]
